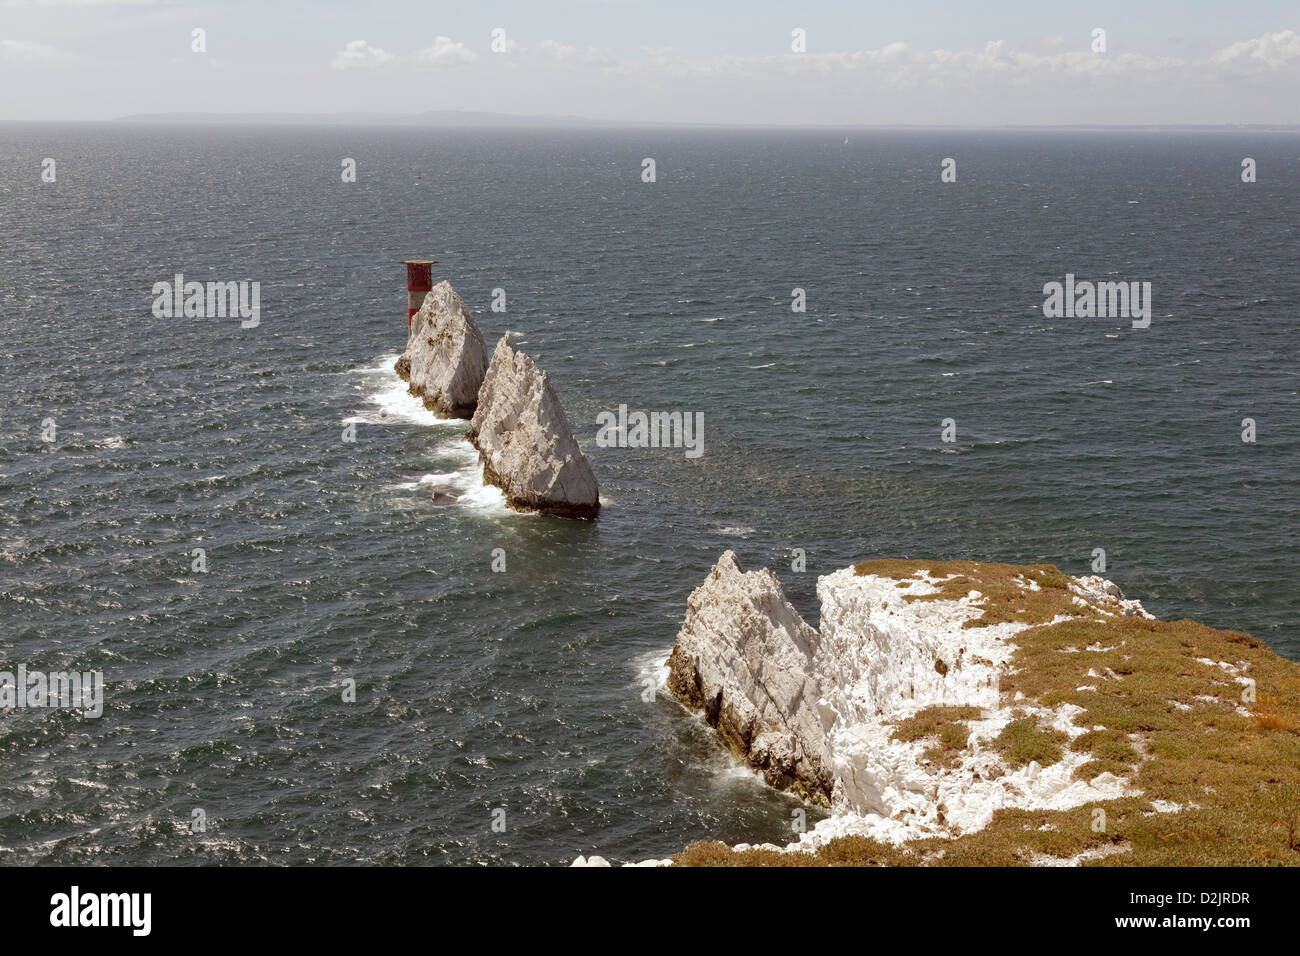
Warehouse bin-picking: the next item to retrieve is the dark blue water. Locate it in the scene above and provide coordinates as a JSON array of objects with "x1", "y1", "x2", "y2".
[{"x1": 1, "y1": 125, "x2": 1296, "y2": 864}]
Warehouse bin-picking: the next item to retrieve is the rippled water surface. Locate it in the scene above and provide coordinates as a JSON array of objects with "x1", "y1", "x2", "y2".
[{"x1": 1, "y1": 125, "x2": 1297, "y2": 864}]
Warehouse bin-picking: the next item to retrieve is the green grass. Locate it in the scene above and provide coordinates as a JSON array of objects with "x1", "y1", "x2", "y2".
[
  {"x1": 890, "y1": 705, "x2": 980, "y2": 769},
  {"x1": 994, "y1": 718, "x2": 1065, "y2": 768},
  {"x1": 889, "y1": 705, "x2": 983, "y2": 742}
]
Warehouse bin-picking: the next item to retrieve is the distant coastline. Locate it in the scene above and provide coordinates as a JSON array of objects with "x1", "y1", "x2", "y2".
[{"x1": 93, "y1": 110, "x2": 1300, "y2": 132}]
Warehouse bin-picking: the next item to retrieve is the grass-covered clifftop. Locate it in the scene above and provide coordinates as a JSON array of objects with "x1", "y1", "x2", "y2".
[{"x1": 675, "y1": 560, "x2": 1300, "y2": 866}]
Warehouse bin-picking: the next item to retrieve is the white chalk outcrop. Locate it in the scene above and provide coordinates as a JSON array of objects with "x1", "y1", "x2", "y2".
[
  {"x1": 394, "y1": 281, "x2": 488, "y2": 419},
  {"x1": 666, "y1": 551, "x2": 834, "y2": 805},
  {"x1": 666, "y1": 556, "x2": 1149, "y2": 850},
  {"x1": 1071, "y1": 574, "x2": 1154, "y2": 619},
  {"x1": 570, "y1": 855, "x2": 672, "y2": 867},
  {"x1": 802, "y1": 567, "x2": 1135, "y2": 847},
  {"x1": 468, "y1": 332, "x2": 600, "y2": 520}
]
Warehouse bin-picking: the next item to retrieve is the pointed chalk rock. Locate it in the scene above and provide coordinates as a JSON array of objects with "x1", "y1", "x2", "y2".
[
  {"x1": 666, "y1": 550, "x2": 834, "y2": 806},
  {"x1": 468, "y1": 332, "x2": 600, "y2": 520},
  {"x1": 394, "y1": 281, "x2": 488, "y2": 419}
]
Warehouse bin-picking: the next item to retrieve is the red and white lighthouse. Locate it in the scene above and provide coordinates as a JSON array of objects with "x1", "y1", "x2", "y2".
[{"x1": 401, "y1": 259, "x2": 437, "y2": 326}]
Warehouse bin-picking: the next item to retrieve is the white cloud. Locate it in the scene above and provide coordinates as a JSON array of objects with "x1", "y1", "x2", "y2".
[
  {"x1": 329, "y1": 35, "x2": 610, "y2": 73},
  {"x1": 628, "y1": 40, "x2": 1182, "y2": 85},
  {"x1": 1210, "y1": 29, "x2": 1300, "y2": 69},
  {"x1": 531, "y1": 40, "x2": 615, "y2": 66},
  {"x1": 310, "y1": 29, "x2": 1297, "y2": 125},
  {"x1": 330, "y1": 39, "x2": 396, "y2": 71},
  {"x1": 412, "y1": 35, "x2": 477, "y2": 68}
]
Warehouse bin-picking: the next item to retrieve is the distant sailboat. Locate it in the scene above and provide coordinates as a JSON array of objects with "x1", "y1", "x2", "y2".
[{"x1": 843, "y1": 137, "x2": 849, "y2": 145}]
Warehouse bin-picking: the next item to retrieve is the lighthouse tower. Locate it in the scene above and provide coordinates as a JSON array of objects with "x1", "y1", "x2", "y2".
[{"x1": 401, "y1": 259, "x2": 437, "y2": 326}]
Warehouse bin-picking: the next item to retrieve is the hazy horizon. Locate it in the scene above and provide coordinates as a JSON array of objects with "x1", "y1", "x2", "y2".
[
  {"x1": 13, "y1": 110, "x2": 1300, "y2": 131},
  {"x1": 1, "y1": 0, "x2": 1298, "y2": 126}
]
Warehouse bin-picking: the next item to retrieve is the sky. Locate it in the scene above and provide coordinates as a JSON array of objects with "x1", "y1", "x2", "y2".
[{"x1": 1, "y1": 0, "x2": 1299, "y2": 125}]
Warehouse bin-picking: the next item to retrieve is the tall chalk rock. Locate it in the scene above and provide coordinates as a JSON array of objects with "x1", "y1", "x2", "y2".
[
  {"x1": 468, "y1": 332, "x2": 600, "y2": 520},
  {"x1": 394, "y1": 281, "x2": 488, "y2": 419},
  {"x1": 666, "y1": 551, "x2": 834, "y2": 806}
]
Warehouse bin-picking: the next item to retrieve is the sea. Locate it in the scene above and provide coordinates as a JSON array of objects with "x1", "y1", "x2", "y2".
[{"x1": 1, "y1": 124, "x2": 1296, "y2": 864}]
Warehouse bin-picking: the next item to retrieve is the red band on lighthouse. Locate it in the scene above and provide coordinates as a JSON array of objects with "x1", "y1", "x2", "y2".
[{"x1": 402, "y1": 259, "x2": 437, "y2": 326}]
